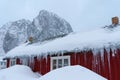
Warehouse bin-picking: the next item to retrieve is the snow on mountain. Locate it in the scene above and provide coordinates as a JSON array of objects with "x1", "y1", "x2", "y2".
[
  {"x1": 3, "y1": 19, "x2": 31, "y2": 53},
  {"x1": 0, "y1": 10, "x2": 72, "y2": 54},
  {"x1": 38, "y1": 65, "x2": 107, "y2": 80},
  {"x1": 0, "y1": 65, "x2": 40, "y2": 80},
  {"x1": 0, "y1": 22, "x2": 12, "y2": 55},
  {"x1": 27, "y1": 10, "x2": 73, "y2": 42},
  {"x1": 5, "y1": 24, "x2": 120, "y2": 58}
]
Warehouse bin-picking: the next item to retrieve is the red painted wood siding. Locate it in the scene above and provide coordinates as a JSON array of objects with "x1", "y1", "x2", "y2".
[
  {"x1": 33, "y1": 55, "x2": 50, "y2": 75},
  {"x1": 6, "y1": 48, "x2": 120, "y2": 80},
  {"x1": 6, "y1": 58, "x2": 10, "y2": 68},
  {"x1": 16, "y1": 58, "x2": 20, "y2": 64},
  {"x1": 32, "y1": 49, "x2": 120, "y2": 80},
  {"x1": 69, "y1": 49, "x2": 120, "y2": 80}
]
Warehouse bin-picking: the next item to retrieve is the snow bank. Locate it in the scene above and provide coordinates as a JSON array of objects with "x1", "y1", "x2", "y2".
[
  {"x1": 5, "y1": 26, "x2": 120, "y2": 58},
  {"x1": 0, "y1": 65, "x2": 40, "y2": 80},
  {"x1": 38, "y1": 65, "x2": 107, "y2": 80}
]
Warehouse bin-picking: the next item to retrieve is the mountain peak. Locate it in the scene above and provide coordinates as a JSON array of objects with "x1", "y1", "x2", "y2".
[
  {"x1": 0, "y1": 10, "x2": 73, "y2": 54},
  {"x1": 30, "y1": 10, "x2": 73, "y2": 42},
  {"x1": 39, "y1": 10, "x2": 50, "y2": 15}
]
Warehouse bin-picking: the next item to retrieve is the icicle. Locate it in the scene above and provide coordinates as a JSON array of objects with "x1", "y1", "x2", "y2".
[
  {"x1": 84, "y1": 52, "x2": 87, "y2": 66},
  {"x1": 100, "y1": 49, "x2": 104, "y2": 64},
  {"x1": 100, "y1": 49, "x2": 105, "y2": 66},
  {"x1": 112, "y1": 48, "x2": 115, "y2": 57},
  {"x1": 92, "y1": 54, "x2": 97, "y2": 72},
  {"x1": 45, "y1": 53, "x2": 48, "y2": 61},
  {"x1": 29, "y1": 56, "x2": 34, "y2": 69},
  {"x1": 74, "y1": 48, "x2": 79, "y2": 53},
  {"x1": 100, "y1": 49, "x2": 104, "y2": 57},
  {"x1": 92, "y1": 48, "x2": 99, "y2": 56},
  {"x1": 107, "y1": 49, "x2": 112, "y2": 79},
  {"x1": 61, "y1": 51, "x2": 64, "y2": 56},
  {"x1": 112, "y1": 49, "x2": 117, "y2": 57}
]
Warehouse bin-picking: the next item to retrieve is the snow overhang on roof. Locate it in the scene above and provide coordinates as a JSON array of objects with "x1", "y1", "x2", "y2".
[
  {"x1": 0, "y1": 56, "x2": 4, "y2": 61},
  {"x1": 5, "y1": 25, "x2": 120, "y2": 58}
]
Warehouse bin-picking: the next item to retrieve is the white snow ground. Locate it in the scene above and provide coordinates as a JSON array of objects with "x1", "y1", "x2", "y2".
[
  {"x1": 38, "y1": 65, "x2": 107, "y2": 80},
  {"x1": 5, "y1": 25, "x2": 120, "y2": 58},
  {"x1": 0, "y1": 65, "x2": 107, "y2": 80},
  {"x1": 0, "y1": 65, "x2": 40, "y2": 80}
]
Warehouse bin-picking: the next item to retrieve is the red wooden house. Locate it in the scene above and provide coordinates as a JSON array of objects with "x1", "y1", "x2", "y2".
[{"x1": 4, "y1": 24, "x2": 120, "y2": 80}]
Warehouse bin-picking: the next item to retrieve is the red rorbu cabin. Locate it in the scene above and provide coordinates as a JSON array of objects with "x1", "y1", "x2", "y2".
[{"x1": 4, "y1": 18, "x2": 120, "y2": 80}]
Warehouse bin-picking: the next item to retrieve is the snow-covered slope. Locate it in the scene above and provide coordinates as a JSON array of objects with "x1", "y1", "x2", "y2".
[
  {"x1": 5, "y1": 25, "x2": 120, "y2": 58},
  {"x1": 0, "y1": 65, "x2": 40, "y2": 80},
  {"x1": 3, "y1": 19, "x2": 31, "y2": 53},
  {"x1": 0, "y1": 23, "x2": 12, "y2": 55},
  {"x1": 38, "y1": 65, "x2": 107, "y2": 80},
  {"x1": 27, "y1": 10, "x2": 73, "y2": 42},
  {"x1": 0, "y1": 10, "x2": 72, "y2": 54}
]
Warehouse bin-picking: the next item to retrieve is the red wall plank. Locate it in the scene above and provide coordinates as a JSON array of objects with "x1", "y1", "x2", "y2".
[
  {"x1": 69, "y1": 49, "x2": 120, "y2": 80},
  {"x1": 7, "y1": 48, "x2": 120, "y2": 80},
  {"x1": 6, "y1": 58, "x2": 10, "y2": 68}
]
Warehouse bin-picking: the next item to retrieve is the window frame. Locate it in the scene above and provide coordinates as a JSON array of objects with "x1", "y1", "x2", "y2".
[
  {"x1": 50, "y1": 56, "x2": 70, "y2": 70},
  {"x1": 10, "y1": 59, "x2": 16, "y2": 66},
  {"x1": 0, "y1": 61, "x2": 6, "y2": 69},
  {"x1": 20, "y1": 58, "x2": 28, "y2": 65}
]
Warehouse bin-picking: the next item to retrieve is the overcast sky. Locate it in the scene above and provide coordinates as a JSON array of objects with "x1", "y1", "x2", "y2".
[{"x1": 0, "y1": 0, "x2": 120, "y2": 32}]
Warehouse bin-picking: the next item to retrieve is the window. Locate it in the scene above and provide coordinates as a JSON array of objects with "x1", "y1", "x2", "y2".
[
  {"x1": 53, "y1": 59, "x2": 57, "y2": 69},
  {"x1": 3, "y1": 62, "x2": 6, "y2": 65},
  {"x1": 10, "y1": 59, "x2": 16, "y2": 66},
  {"x1": 0, "y1": 61, "x2": 6, "y2": 69},
  {"x1": 0, "y1": 62, "x2": 3, "y2": 65},
  {"x1": 51, "y1": 56, "x2": 70, "y2": 70},
  {"x1": 20, "y1": 58, "x2": 28, "y2": 65}
]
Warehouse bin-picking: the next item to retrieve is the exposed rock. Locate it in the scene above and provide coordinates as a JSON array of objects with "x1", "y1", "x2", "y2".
[
  {"x1": 27, "y1": 10, "x2": 73, "y2": 42},
  {"x1": 1, "y1": 10, "x2": 73, "y2": 53}
]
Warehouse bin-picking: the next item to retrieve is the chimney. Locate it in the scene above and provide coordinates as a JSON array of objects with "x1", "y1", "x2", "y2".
[
  {"x1": 29, "y1": 36, "x2": 33, "y2": 43},
  {"x1": 112, "y1": 16, "x2": 119, "y2": 25}
]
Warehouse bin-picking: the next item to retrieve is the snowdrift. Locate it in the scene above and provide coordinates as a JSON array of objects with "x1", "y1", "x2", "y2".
[
  {"x1": 38, "y1": 65, "x2": 107, "y2": 80},
  {"x1": 0, "y1": 65, "x2": 40, "y2": 80}
]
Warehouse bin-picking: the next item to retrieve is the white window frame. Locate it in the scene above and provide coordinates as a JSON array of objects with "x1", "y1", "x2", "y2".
[
  {"x1": 50, "y1": 56, "x2": 70, "y2": 70},
  {"x1": 0, "y1": 61, "x2": 6, "y2": 69},
  {"x1": 20, "y1": 58, "x2": 28, "y2": 65},
  {"x1": 10, "y1": 59, "x2": 16, "y2": 66}
]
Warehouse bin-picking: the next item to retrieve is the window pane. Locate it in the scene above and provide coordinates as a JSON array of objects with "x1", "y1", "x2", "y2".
[
  {"x1": 1, "y1": 62, "x2": 3, "y2": 65},
  {"x1": 3, "y1": 62, "x2": 6, "y2": 65},
  {"x1": 58, "y1": 59, "x2": 62, "y2": 68},
  {"x1": 53, "y1": 60, "x2": 57, "y2": 70},
  {"x1": 64, "y1": 59, "x2": 68, "y2": 66},
  {"x1": 20, "y1": 59, "x2": 28, "y2": 65},
  {"x1": 11, "y1": 60, "x2": 15, "y2": 66}
]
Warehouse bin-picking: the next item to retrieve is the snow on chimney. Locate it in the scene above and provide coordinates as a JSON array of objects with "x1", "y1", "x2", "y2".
[{"x1": 112, "y1": 16, "x2": 119, "y2": 25}]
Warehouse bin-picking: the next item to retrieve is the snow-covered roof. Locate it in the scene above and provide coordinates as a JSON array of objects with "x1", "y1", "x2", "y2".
[
  {"x1": 5, "y1": 25, "x2": 120, "y2": 58},
  {"x1": 38, "y1": 65, "x2": 107, "y2": 80},
  {"x1": 0, "y1": 56, "x2": 4, "y2": 62},
  {"x1": 0, "y1": 65, "x2": 40, "y2": 80}
]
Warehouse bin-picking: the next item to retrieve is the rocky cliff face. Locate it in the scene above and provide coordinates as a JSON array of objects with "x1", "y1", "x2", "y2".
[
  {"x1": 0, "y1": 10, "x2": 73, "y2": 54},
  {"x1": 27, "y1": 10, "x2": 73, "y2": 42},
  {"x1": 3, "y1": 19, "x2": 31, "y2": 53},
  {"x1": 0, "y1": 23, "x2": 12, "y2": 55}
]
